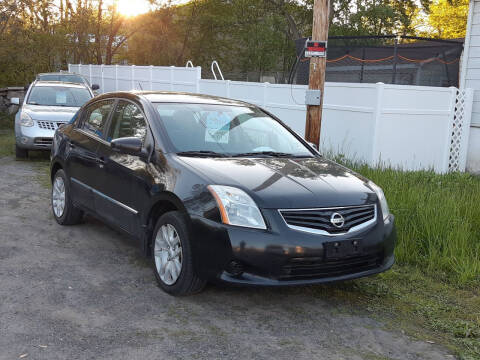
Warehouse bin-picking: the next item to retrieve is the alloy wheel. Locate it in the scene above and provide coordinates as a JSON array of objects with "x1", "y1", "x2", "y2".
[
  {"x1": 154, "y1": 224, "x2": 183, "y2": 285},
  {"x1": 52, "y1": 176, "x2": 66, "y2": 218}
]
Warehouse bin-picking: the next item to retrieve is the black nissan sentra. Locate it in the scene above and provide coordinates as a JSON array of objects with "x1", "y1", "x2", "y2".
[{"x1": 50, "y1": 91, "x2": 396, "y2": 295}]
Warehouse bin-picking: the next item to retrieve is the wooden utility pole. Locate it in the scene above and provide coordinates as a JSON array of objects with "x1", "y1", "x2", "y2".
[{"x1": 305, "y1": 0, "x2": 330, "y2": 146}]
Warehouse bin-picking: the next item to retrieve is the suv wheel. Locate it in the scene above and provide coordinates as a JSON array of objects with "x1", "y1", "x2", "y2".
[
  {"x1": 152, "y1": 211, "x2": 206, "y2": 296},
  {"x1": 51, "y1": 169, "x2": 83, "y2": 225},
  {"x1": 15, "y1": 145, "x2": 28, "y2": 159}
]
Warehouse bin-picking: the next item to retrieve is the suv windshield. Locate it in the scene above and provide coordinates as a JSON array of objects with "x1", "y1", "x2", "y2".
[
  {"x1": 155, "y1": 103, "x2": 313, "y2": 157},
  {"x1": 37, "y1": 74, "x2": 86, "y2": 84},
  {"x1": 27, "y1": 86, "x2": 92, "y2": 107}
]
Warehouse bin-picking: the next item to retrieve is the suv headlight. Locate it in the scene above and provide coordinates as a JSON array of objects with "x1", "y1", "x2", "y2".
[
  {"x1": 208, "y1": 185, "x2": 266, "y2": 229},
  {"x1": 369, "y1": 181, "x2": 390, "y2": 221},
  {"x1": 20, "y1": 112, "x2": 34, "y2": 127}
]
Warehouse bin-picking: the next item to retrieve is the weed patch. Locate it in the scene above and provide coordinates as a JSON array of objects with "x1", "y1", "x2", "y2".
[{"x1": 343, "y1": 162, "x2": 480, "y2": 286}]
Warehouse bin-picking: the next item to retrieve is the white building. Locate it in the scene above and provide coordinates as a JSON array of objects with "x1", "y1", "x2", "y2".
[{"x1": 462, "y1": 0, "x2": 480, "y2": 173}]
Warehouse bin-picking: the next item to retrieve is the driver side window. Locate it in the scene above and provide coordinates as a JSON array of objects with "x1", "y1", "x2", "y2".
[
  {"x1": 107, "y1": 101, "x2": 147, "y2": 142},
  {"x1": 82, "y1": 100, "x2": 114, "y2": 138}
]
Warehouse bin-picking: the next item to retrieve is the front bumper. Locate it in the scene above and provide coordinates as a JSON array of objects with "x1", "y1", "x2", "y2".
[
  {"x1": 15, "y1": 125, "x2": 54, "y2": 150},
  {"x1": 190, "y1": 209, "x2": 396, "y2": 286}
]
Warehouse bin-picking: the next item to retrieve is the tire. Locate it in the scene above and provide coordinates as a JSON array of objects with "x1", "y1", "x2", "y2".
[
  {"x1": 151, "y1": 211, "x2": 206, "y2": 296},
  {"x1": 15, "y1": 145, "x2": 28, "y2": 159},
  {"x1": 51, "y1": 169, "x2": 83, "y2": 225}
]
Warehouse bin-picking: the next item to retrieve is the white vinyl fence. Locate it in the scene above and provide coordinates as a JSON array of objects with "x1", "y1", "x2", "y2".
[{"x1": 69, "y1": 64, "x2": 474, "y2": 173}]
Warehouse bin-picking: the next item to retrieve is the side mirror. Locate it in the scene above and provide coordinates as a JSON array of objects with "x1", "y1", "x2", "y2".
[
  {"x1": 91, "y1": 84, "x2": 100, "y2": 91},
  {"x1": 307, "y1": 141, "x2": 318, "y2": 150},
  {"x1": 111, "y1": 137, "x2": 143, "y2": 156},
  {"x1": 10, "y1": 97, "x2": 20, "y2": 105}
]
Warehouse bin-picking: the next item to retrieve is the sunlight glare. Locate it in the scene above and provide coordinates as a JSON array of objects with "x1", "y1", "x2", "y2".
[{"x1": 116, "y1": 0, "x2": 151, "y2": 17}]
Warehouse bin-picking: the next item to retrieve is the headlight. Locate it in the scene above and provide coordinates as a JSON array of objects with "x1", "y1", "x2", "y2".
[
  {"x1": 208, "y1": 185, "x2": 266, "y2": 229},
  {"x1": 20, "y1": 112, "x2": 34, "y2": 127},
  {"x1": 369, "y1": 181, "x2": 390, "y2": 221}
]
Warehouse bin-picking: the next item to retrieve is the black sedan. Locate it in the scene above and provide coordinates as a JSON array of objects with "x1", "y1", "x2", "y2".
[{"x1": 50, "y1": 91, "x2": 396, "y2": 296}]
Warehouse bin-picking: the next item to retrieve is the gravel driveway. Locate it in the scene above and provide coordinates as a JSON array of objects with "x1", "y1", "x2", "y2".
[{"x1": 0, "y1": 157, "x2": 455, "y2": 360}]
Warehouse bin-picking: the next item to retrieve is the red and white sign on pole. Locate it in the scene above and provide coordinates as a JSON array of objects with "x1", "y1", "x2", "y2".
[{"x1": 305, "y1": 40, "x2": 327, "y2": 58}]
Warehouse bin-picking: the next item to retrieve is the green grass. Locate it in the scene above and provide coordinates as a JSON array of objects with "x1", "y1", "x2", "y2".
[
  {"x1": 350, "y1": 164, "x2": 480, "y2": 286},
  {"x1": 0, "y1": 112, "x2": 15, "y2": 157}
]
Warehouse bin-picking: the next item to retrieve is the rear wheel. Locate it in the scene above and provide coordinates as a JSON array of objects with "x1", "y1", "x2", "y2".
[
  {"x1": 51, "y1": 169, "x2": 83, "y2": 225},
  {"x1": 15, "y1": 145, "x2": 28, "y2": 159},
  {"x1": 152, "y1": 211, "x2": 206, "y2": 296}
]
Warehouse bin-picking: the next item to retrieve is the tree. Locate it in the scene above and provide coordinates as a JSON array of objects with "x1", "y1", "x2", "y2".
[{"x1": 425, "y1": 0, "x2": 469, "y2": 38}]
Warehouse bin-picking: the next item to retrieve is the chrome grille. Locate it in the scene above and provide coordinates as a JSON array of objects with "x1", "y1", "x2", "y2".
[
  {"x1": 37, "y1": 121, "x2": 66, "y2": 130},
  {"x1": 279, "y1": 204, "x2": 376, "y2": 235}
]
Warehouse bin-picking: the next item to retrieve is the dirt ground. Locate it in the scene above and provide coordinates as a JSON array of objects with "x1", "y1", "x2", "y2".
[{"x1": 0, "y1": 156, "x2": 456, "y2": 360}]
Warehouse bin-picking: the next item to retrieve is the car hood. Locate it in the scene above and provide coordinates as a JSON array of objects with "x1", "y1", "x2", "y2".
[
  {"x1": 22, "y1": 104, "x2": 79, "y2": 122},
  {"x1": 178, "y1": 156, "x2": 377, "y2": 209}
]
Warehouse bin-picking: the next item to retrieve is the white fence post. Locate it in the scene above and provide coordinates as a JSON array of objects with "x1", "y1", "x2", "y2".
[
  {"x1": 371, "y1": 83, "x2": 385, "y2": 166},
  {"x1": 226, "y1": 80, "x2": 231, "y2": 98},
  {"x1": 263, "y1": 82, "x2": 269, "y2": 108},
  {"x1": 442, "y1": 87, "x2": 458, "y2": 173},
  {"x1": 100, "y1": 64, "x2": 104, "y2": 93},
  {"x1": 115, "y1": 65, "x2": 119, "y2": 91},
  {"x1": 131, "y1": 65, "x2": 135, "y2": 90},
  {"x1": 456, "y1": 88, "x2": 474, "y2": 172},
  {"x1": 170, "y1": 66, "x2": 174, "y2": 91},
  {"x1": 68, "y1": 64, "x2": 71, "y2": 73},
  {"x1": 150, "y1": 65, "x2": 154, "y2": 90},
  {"x1": 195, "y1": 67, "x2": 201, "y2": 93},
  {"x1": 89, "y1": 64, "x2": 92, "y2": 85},
  {"x1": 77, "y1": 64, "x2": 82, "y2": 76}
]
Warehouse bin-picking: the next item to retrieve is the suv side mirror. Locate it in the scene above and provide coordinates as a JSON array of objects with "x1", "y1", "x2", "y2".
[
  {"x1": 111, "y1": 137, "x2": 143, "y2": 156},
  {"x1": 91, "y1": 84, "x2": 100, "y2": 91},
  {"x1": 10, "y1": 97, "x2": 20, "y2": 105}
]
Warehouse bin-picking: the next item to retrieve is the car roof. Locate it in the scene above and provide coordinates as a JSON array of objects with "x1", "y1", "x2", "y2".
[
  {"x1": 37, "y1": 72, "x2": 85, "y2": 77},
  {"x1": 33, "y1": 81, "x2": 89, "y2": 89},
  {"x1": 96, "y1": 91, "x2": 255, "y2": 107}
]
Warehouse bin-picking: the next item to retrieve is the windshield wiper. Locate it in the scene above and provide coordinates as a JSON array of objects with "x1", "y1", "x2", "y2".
[
  {"x1": 232, "y1": 151, "x2": 307, "y2": 158},
  {"x1": 176, "y1": 150, "x2": 227, "y2": 158}
]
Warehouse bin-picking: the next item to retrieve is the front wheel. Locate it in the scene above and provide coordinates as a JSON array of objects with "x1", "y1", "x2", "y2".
[
  {"x1": 51, "y1": 169, "x2": 83, "y2": 225},
  {"x1": 152, "y1": 211, "x2": 206, "y2": 296}
]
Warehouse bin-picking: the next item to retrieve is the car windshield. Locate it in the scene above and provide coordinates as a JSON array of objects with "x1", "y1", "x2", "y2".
[
  {"x1": 27, "y1": 86, "x2": 92, "y2": 107},
  {"x1": 37, "y1": 74, "x2": 86, "y2": 84},
  {"x1": 155, "y1": 103, "x2": 313, "y2": 157}
]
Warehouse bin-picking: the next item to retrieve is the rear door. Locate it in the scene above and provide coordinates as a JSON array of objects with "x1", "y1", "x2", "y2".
[
  {"x1": 66, "y1": 99, "x2": 115, "y2": 211},
  {"x1": 94, "y1": 99, "x2": 150, "y2": 235}
]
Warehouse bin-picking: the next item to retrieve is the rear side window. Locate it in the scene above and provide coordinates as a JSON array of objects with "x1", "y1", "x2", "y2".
[
  {"x1": 107, "y1": 101, "x2": 147, "y2": 142},
  {"x1": 38, "y1": 74, "x2": 85, "y2": 84},
  {"x1": 82, "y1": 100, "x2": 114, "y2": 139}
]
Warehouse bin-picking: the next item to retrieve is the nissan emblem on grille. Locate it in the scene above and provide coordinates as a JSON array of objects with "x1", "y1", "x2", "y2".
[{"x1": 330, "y1": 213, "x2": 345, "y2": 228}]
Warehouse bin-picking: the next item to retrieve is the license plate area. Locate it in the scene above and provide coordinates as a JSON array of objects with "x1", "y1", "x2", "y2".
[{"x1": 324, "y1": 239, "x2": 362, "y2": 259}]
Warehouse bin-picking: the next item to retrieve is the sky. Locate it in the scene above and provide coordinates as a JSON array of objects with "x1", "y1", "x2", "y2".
[{"x1": 114, "y1": 0, "x2": 189, "y2": 17}]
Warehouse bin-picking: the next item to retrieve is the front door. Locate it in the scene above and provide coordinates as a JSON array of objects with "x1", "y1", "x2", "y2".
[
  {"x1": 66, "y1": 99, "x2": 115, "y2": 211},
  {"x1": 94, "y1": 100, "x2": 150, "y2": 236}
]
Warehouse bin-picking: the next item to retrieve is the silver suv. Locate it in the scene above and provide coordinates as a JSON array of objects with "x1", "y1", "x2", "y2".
[
  {"x1": 36, "y1": 72, "x2": 100, "y2": 92},
  {"x1": 12, "y1": 81, "x2": 94, "y2": 158}
]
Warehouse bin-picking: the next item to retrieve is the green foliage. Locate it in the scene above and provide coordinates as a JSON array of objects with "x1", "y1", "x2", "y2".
[
  {"x1": 426, "y1": 0, "x2": 469, "y2": 38},
  {"x1": 2, "y1": 0, "x2": 469, "y2": 87}
]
